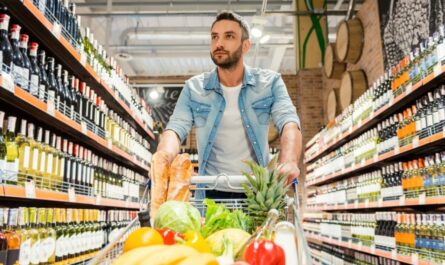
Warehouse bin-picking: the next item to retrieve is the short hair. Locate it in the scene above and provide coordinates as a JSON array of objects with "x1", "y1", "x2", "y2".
[{"x1": 211, "y1": 11, "x2": 250, "y2": 40}]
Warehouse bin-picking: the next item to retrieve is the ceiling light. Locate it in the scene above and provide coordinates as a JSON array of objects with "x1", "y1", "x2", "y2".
[
  {"x1": 149, "y1": 90, "x2": 160, "y2": 100},
  {"x1": 251, "y1": 25, "x2": 263, "y2": 38},
  {"x1": 259, "y1": 34, "x2": 270, "y2": 44}
]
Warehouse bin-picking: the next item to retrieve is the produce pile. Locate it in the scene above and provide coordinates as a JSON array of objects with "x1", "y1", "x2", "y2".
[{"x1": 112, "y1": 154, "x2": 298, "y2": 265}]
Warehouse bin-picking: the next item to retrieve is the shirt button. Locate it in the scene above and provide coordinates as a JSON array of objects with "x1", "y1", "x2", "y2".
[
  {"x1": 247, "y1": 125, "x2": 250, "y2": 128},
  {"x1": 241, "y1": 109, "x2": 245, "y2": 112},
  {"x1": 254, "y1": 141, "x2": 257, "y2": 144}
]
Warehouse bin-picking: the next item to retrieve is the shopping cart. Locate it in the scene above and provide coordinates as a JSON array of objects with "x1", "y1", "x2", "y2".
[{"x1": 88, "y1": 175, "x2": 312, "y2": 265}]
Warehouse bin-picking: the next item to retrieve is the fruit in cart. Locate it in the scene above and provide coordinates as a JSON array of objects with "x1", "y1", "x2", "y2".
[
  {"x1": 205, "y1": 229, "x2": 251, "y2": 257},
  {"x1": 123, "y1": 227, "x2": 164, "y2": 253},
  {"x1": 112, "y1": 245, "x2": 168, "y2": 265},
  {"x1": 154, "y1": 201, "x2": 201, "y2": 234},
  {"x1": 156, "y1": 228, "x2": 185, "y2": 245},
  {"x1": 141, "y1": 244, "x2": 198, "y2": 265},
  {"x1": 175, "y1": 253, "x2": 219, "y2": 265},
  {"x1": 243, "y1": 239, "x2": 286, "y2": 265},
  {"x1": 178, "y1": 230, "x2": 212, "y2": 253},
  {"x1": 242, "y1": 156, "x2": 290, "y2": 226}
]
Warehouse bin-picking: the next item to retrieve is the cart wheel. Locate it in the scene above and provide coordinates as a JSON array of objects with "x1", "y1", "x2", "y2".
[{"x1": 138, "y1": 210, "x2": 151, "y2": 227}]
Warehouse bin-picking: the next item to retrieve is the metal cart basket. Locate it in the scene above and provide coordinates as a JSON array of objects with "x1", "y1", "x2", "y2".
[{"x1": 88, "y1": 175, "x2": 312, "y2": 265}]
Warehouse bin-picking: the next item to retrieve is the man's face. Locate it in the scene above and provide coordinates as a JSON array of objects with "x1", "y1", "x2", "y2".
[{"x1": 210, "y1": 20, "x2": 250, "y2": 69}]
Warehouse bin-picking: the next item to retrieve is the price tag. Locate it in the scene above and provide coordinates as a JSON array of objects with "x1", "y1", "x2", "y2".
[
  {"x1": 95, "y1": 195, "x2": 102, "y2": 205},
  {"x1": 348, "y1": 239, "x2": 352, "y2": 248},
  {"x1": 411, "y1": 253, "x2": 419, "y2": 265},
  {"x1": 47, "y1": 100, "x2": 55, "y2": 116},
  {"x1": 434, "y1": 63, "x2": 442, "y2": 77},
  {"x1": 394, "y1": 144, "x2": 400, "y2": 155},
  {"x1": 399, "y1": 195, "x2": 406, "y2": 206},
  {"x1": 80, "y1": 51, "x2": 87, "y2": 66},
  {"x1": 378, "y1": 198, "x2": 383, "y2": 207},
  {"x1": 1, "y1": 72, "x2": 14, "y2": 93},
  {"x1": 370, "y1": 244, "x2": 376, "y2": 254},
  {"x1": 25, "y1": 181, "x2": 36, "y2": 199},
  {"x1": 412, "y1": 136, "x2": 419, "y2": 148},
  {"x1": 107, "y1": 139, "x2": 113, "y2": 150},
  {"x1": 125, "y1": 199, "x2": 130, "y2": 208},
  {"x1": 419, "y1": 192, "x2": 426, "y2": 205},
  {"x1": 51, "y1": 22, "x2": 62, "y2": 39},
  {"x1": 373, "y1": 154, "x2": 378, "y2": 163},
  {"x1": 406, "y1": 83, "x2": 413, "y2": 94},
  {"x1": 68, "y1": 187, "x2": 76, "y2": 202},
  {"x1": 391, "y1": 249, "x2": 397, "y2": 259},
  {"x1": 81, "y1": 121, "x2": 87, "y2": 135},
  {"x1": 344, "y1": 201, "x2": 348, "y2": 208},
  {"x1": 365, "y1": 199, "x2": 369, "y2": 208},
  {"x1": 354, "y1": 200, "x2": 359, "y2": 208},
  {"x1": 334, "y1": 202, "x2": 338, "y2": 209},
  {"x1": 357, "y1": 241, "x2": 363, "y2": 250}
]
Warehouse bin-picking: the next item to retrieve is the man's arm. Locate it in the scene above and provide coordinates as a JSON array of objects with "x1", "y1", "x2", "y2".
[{"x1": 278, "y1": 122, "x2": 302, "y2": 182}]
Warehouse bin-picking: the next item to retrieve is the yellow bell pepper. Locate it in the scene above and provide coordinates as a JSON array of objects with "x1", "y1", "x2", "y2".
[{"x1": 182, "y1": 231, "x2": 211, "y2": 253}]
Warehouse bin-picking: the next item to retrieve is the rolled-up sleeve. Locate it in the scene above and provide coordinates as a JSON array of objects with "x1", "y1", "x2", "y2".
[
  {"x1": 271, "y1": 74, "x2": 301, "y2": 134},
  {"x1": 165, "y1": 83, "x2": 193, "y2": 142}
]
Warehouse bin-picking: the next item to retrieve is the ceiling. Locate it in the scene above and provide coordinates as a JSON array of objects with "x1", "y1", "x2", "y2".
[{"x1": 74, "y1": 0, "x2": 361, "y2": 77}]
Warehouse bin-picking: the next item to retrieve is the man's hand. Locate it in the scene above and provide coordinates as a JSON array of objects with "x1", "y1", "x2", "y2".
[{"x1": 278, "y1": 161, "x2": 300, "y2": 185}]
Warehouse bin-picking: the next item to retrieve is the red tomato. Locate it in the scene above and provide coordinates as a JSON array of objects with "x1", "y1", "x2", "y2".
[{"x1": 156, "y1": 229, "x2": 184, "y2": 245}]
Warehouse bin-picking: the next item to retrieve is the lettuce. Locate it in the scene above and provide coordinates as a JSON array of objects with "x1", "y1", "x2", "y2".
[{"x1": 153, "y1": 201, "x2": 201, "y2": 234}]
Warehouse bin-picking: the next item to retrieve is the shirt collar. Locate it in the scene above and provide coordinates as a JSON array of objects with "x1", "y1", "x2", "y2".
[{"x1": 204, "y1": 64, "x2": 256, "y2": 91}]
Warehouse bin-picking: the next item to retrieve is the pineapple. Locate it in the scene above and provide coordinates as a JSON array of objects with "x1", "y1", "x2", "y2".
[{"x1": 242, "y1": 155, "x2": 290, "y2": 226}]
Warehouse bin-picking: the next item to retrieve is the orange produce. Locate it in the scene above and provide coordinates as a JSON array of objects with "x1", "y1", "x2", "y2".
[{"x1": 123, "y1": 227, "x2": 164, "y2": 252}]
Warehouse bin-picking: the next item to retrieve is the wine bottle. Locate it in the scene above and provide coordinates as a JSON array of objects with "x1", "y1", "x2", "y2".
[
  {"x1": 5, "y1": 116, "x2": 18, "y2": 184},
  {"x1": 0, "y1": 14, "x2": 12, "y2": 72},
  {"x1": 37, "y1": 50, "x2": 48, "y2": 102},
  {"x1": 28, "y1": 42, "x2": 40, "y2": 97},
  {"x1": 62, "y1": 70, "x2": 73, "y2": 119},
  {"x1": 0, "y1": 111, "x2": 6, "y2": 178},
  {"x1": 16, "y1": 119, "x2": 30, "y2": 186},
  {"x1": 55, "y1": 64, "x2": 65, "y2": 114},
  {"x1": 69, "y1": 75, "x2": 78, "y2": 121},
  {"x1": 18, "y1": 34, "x2": 31, "y2": 91},
  {"x1": 10, "y1": 24, "x2": 26, "y2": 89},
  {"x1": 46, "y1": 57, "x2": 58, "y2": 108}
]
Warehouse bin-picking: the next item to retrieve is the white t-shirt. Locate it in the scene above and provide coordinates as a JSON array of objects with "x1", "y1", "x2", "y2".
[{"x1": 205, "y1": 83, "x2": 257, "y2": 192}]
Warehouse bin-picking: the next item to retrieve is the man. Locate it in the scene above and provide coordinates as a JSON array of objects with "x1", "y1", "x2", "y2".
[{"x1": 155, "y1": 12, "x2": 302, "y2": 198}]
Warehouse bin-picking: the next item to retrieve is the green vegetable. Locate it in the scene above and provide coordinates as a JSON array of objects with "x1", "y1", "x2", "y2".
[
  {"x1": 205, "y1": 228, "x2": 251, "y2": 257},
  {"x1": 153, "y1": 201, "x2": 202, "y2": 234},
  {"x1": 201, "y1": 199, "x2": 252, "y2": 237}
]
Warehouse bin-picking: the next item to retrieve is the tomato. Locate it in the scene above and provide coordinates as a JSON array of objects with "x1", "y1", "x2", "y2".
[{"x1": 156, "y1": 229, "x2": 184, "y2": 245}]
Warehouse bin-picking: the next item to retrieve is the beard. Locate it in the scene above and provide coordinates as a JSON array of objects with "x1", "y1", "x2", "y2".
[{"x1": 210, "y1": 44, "x2": 243, "y2": 69}]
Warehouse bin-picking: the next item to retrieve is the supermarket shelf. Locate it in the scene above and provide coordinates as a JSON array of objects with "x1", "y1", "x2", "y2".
[
  {"x1": 306, "y1": 194, "x2": 445, "y2": 211},
  {"x1": 304, "y1": 65, "x2": 445, "y2": 165},
  {"x1": 305, "y1": 233, "x2": 440, "y2": 265},
  {"x1": 2, "y1": 0, "x2": 155, "y2": 141},
  {"x1": 55, "y1": 250, "x2": 98, "y2": 265},
  {"x1": 305, "y1": 130, "x2": 445, "y2": 187},
  {"x1": 0, "y1": 185, "x2": 139, "y2": 209},
  {"x1": 0, "y1": 79, "x2": 150, "y2": 174}
]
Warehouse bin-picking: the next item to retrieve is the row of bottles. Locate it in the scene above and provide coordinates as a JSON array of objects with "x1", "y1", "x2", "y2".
[
  {"x1": 0, "y1": 112, "x2": 145, "y2": 201},
  {"x1": 0, "y1": 14, "x2": 151, "y2": 165},
  {"x1": 305, "y1": 211, "x2": 445, "y2": 263},
  {"x1": 22, "y1": 0, "x2": 153, "y2": 130},
  {"x1": 308, "y1": 151, "x2": 445, "y2": 207},
  {"x1": 0, "y1": 207, "x2": 136, "y2": 265}
]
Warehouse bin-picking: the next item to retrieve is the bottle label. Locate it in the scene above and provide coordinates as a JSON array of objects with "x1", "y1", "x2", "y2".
[
  {"x1": 41, "y1": 237, "x2": 55, "y2": 262},
  {"x1": 55, "y1": 236, "x2": 63, "y2": 258},
  {"x1": 12, "y1": 64, "x2": 24, "y2": 86},
  {"x1": 32, "y1": 148, "x2": 39, "y2": 170},
  {"x1": 440, "y1": 108, "x2": 445, "y2": 122},
  {"x1": 30, "y1": 239, "x2": 41, "y2": 265},
  {"x1": 434, "y1": 110, "x2": 440, "y2": 125},
  {"x1": 47, "y1": 90, "x2": 55, "y2": 103},
  {"x1": 30, "y1": 74, "x2": 39, "y2": 96},
  {"x1": 65, "y1": 159, "x2": 71, "y2": 182},
  {"x1": 19, "y1": 238, "x2": 31, "y2": 265},
  {"x1": 22, "y1": 68, "x2": 30, "y2": 83},
  {"x1": 5, "y1": 159, "x2": 19, "y2": 175},
  {"x1": 46, "y1": 154, "x2": 53, "y2": 174},
  {"x1": 39, "y1": 85, "x2": 46, "y2": 101},
  {"x1": 23, "y1": 145, "x2": 30, "y2": 169},
  {"x1": 60, "y1": 158, "x2": 65, "y2": 179},
  {"x1": 39, "y1": 151, "x2": 46, "y2": 175},
  {"x1": 427, "y1": 114, "x2": 434, "y2": 127},
  {"x1": 0, "y1": 159, "x2": 5, "y2": 172}
]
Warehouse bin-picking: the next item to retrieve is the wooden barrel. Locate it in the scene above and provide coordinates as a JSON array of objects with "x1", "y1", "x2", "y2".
[
  {"x1": 338, "y1": 70, "x2": 368, "y2": 111},
  {"x1": 335, "y1": 18, "x2": 364, "y2": 64},
  {"x1": 324, "y1": 43, "x2": 346, "y2": 79},
  {"x1": 326, "y1": 89, "x2": 340, "y2": 121}
]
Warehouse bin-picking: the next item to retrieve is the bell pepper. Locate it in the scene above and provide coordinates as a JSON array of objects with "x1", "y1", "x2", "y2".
[
  {"x1": 156, "y1": 229, "x2": 184, "y2": 245},
  {"x1": 243, "y1": 239, "x2": 285, "y2": 265},
  {"x1": 179, "y1": 231, "x2": 211, "y2": 253}
]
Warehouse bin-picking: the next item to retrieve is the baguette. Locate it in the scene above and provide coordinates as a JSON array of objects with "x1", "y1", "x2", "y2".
[
  {"x1": 150, "y1": 151, "x2": 170, "y2": 219},
  {"x1": 167, "y1": 153, "x2": 192, "y2": 201}
]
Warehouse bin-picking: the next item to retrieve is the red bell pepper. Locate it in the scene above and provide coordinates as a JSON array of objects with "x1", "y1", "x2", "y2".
[
  {"x1": 243, "y1": 239, "x2": 285, "y2": 265},
  {"x1": 156, "y1": 229, "x2": 184, "y2": 245}
]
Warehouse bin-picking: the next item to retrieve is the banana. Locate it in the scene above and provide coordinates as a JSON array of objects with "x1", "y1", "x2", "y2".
[
  {"x1": 141, "y1": 245, "x2": 198, "y2": 265},
  {"x1": 174, "y1": 253, "x2": 218, "y2": 265},
  {"x1": 113, "y1": 245, "x2": 168, "y2": 265}
]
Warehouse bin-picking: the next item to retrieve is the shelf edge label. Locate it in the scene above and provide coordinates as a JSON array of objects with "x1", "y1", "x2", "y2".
[
  {"x1": 51, "y1": 22, "x2": 62, "y2": 39},
  {"x1": 25, "y1": 181, "x2": 36, "y2": 199},
  {"x1": 68, "y1": 187, "x2": 76, "y2": 202}
]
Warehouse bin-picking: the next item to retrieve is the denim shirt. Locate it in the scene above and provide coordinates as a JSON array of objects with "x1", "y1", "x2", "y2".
[{"x1": 165, "y1": 65, "x2": 301, "y2": 177}]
